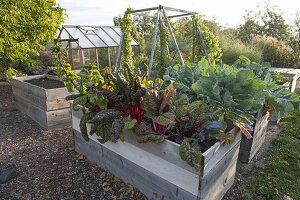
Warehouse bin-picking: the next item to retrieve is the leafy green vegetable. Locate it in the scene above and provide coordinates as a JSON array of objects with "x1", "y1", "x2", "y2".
[
  {"x1": 137, "y1": 134, "x2": 165, "y2": 143},
  {"x1": 79, "y1": 112, "x2": 90, "y2": 141},
  {"x1": 179, "y1": 139, "x2": 202, "y2": 172},
  {"x1": 191, "y1": 65, "x2": 265, "y2": 138}
]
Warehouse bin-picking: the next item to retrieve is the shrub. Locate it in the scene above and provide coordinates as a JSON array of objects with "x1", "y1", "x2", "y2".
[{"x1": 219, "y1": 34, "x2": 262, "y2": 65}]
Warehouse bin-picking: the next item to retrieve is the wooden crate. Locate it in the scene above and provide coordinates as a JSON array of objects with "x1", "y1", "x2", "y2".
[
  {"x1": 11, "y1": 74, "x2": 72, "y2": 130},
  {"x1": 239, "y1": 107, "x2": 270, "y2": 163},
  {"x1": 72, "y1": 108, "x2": 241, "y2": 200}
]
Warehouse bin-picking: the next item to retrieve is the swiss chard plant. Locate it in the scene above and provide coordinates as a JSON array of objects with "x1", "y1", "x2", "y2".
[{"x1": 142, "y1": 78, "x2": 176, "y2": 134}]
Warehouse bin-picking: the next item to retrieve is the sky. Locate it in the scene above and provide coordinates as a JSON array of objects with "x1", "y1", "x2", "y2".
[{"x1": 56, "y1": 0, "x2": 300, "y2": 28}]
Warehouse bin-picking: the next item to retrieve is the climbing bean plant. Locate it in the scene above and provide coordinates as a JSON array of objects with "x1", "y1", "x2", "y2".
[
  {"x1": 153, "y1": 18, "x2": 171, "y2": 78},
  {"x1": 193, "y1": 14, "x2": 222, "y2": 64},
  {"x1": 120, "y1": 8, "x2": 134, "y2": 68}
]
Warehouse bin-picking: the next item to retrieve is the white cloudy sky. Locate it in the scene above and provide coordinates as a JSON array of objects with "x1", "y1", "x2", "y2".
[{"x1": 56, "y1": 0, "x2": 299, "y2": 27}]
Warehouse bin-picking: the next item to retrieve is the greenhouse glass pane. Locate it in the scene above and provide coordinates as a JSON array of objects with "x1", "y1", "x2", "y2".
[
  {"x1": 60, "y1": 29, "x2": 70, "y2": 40},
  {"x1": 112, "y1": 27, "x2": 139, "y2": 46},
  {"x1": 85, "y1": 34, "x2": 107, "y2": 47},
  {"x1": 65, "y1": 27, "x2": 95, "y2": 48},
  {"x1": 94, "y1": 28, "x2": 119, "y2": 47},
  {"x1": 102, "y1": 27, "x2": 122, "y2": 45}
]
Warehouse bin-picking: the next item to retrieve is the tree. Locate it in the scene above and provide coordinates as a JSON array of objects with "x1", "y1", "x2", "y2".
[
  {"x1": 288, "y1": 14, "x2": 300, "y2": 68},
  {"x1": 0, "y1": 0, "x2": 65, "y2": 77},
  {"x1": 238, "y1": 13, "x2": 261, "y2": 43},
  {"x1": 238, "y1": 5, "x2": 290, "y2": 43}
]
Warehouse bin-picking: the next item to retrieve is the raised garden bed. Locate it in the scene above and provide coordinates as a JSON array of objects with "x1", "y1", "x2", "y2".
[
  {"x1": 72, "y1": 108, "x2": 242, "y2": 200},
  {"x1": 270, "y1": 68, "x2": 300, "y2": 92},
  {"x1": 11, "y1": 74, "x2": 72, "y2": 130},
  {"x1": 239, "y1": 107, "x2": 270, "y2": 163}
]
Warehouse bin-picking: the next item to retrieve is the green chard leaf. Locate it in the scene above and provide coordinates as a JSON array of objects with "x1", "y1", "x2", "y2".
[{"x1": 179, "y1": 139, "x2": 202, "y2": 172}]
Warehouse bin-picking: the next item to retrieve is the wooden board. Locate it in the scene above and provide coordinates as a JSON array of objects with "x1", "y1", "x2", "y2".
[
  {"x1": 13, "y1": 94, "x2": 48, "y2": 128},
  {"x1": 46, "y1": 108, "x2": 71, "y2": 129},
  {"x1": 239, "y1": 107, "x2": 270, "y2": 163},
  {"x1": 72, "y1": 108, "x2": 241, "y2": 200},
  {"x1": 200, "y1": 140, "x2": 240, "y2": 200}
]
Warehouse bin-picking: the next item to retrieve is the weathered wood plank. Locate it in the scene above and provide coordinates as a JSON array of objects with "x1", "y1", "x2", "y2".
[
  {"x1": 46, "y1": 108, "x2": 71, "y2": 126},
  {"x1": 239, "y1": 107, "x2": 270, "y2": 163},
  {"x1": 202, "y1": 131, "x2": 241, "y2": 176},
  {"x1": 200, "y1": 142, "x2": 240, "y2": 200},
  {"x1": 13, "y1": 95, "x2": 47, "y2": 129},
  {"x1": 12, "y1": 86, "x2": 47, "y2": 110},
  {"x1": 124, "y1": 131, "x2": 196, "y2": 174},
  {"x1": 74, "y1": 130, "x2": 199, "y2": 200},
  {"x1": 46, "y1": 87, "x2": 70, "y2": 101},
  {"x1": 11, "y1": 77, "x2": 46, "y2": 100},
  {"x1": 46, "y1": 98, "x2": 70, "y2": 111}
]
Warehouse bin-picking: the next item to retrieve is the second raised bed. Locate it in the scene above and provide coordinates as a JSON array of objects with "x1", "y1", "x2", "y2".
[{"x1": 11, "y1": 74, "x2": 72, "y2": 130}]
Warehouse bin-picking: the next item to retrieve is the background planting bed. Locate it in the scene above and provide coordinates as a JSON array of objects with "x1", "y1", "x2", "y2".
[
  {"x1": 239, "y1": 107, "x2": 270, "y2": 163},
  {"x1": 72, "y1": 108, "x2": 242, "y2": 200},
  {"x1": 11, "y1": 74, "x2": 71, "y2": 130}
]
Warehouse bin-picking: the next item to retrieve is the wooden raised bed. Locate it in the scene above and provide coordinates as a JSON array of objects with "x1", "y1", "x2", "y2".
[
  {"x1": 72, "y1": 108, "x2": 242, "y2": 200},
  {"x1": 270, "y1": 68, "x2": 300, "y2": 92},
  {"x1": 11, "y1": 74, "x2": 72, "y2": 130},
  {"x1": 239, "y1": 107, "x2": 270, "y2": 163}
]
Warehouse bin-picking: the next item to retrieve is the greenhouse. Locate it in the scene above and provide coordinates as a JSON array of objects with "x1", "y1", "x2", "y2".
[{"x1": 56, "y1": 25, "x2": 139, "y2": 68}]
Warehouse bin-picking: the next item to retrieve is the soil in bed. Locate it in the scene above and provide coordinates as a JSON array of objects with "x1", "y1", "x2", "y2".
[{"x1": 25, "y1": 77, "x2": 65, "y2": 89}]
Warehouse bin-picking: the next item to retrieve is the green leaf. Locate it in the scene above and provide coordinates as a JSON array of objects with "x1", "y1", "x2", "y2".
[
  {"x1": 88, "y1": 109, "x2": 121, "y2": 123},
  {"x1": 73, "y1": 95, "x2": 87, "y2": 111},
  {"x1": 110, "y1": 118, "x2": 125, "y2": 142},
  {"x1": 154, "y1": 112, "x2": 175, "y2": 126},
  {"x1": 79, "y1": 112, "x2": 90, "y2": 141},
  {"x1": 137, "y1": 134, "x2": 165, "y2": 143},
  {"x1": 179, "y1": 139, "x2": 202, "y2": 172},
  {"x1": 124, "y1": 118, "x2": 137, "y2": 129},
  {"x1": 87, "y1": 94, "x2": 108, "y2": 109}
]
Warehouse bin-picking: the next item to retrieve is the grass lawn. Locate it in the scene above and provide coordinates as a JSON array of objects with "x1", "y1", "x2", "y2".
[{"x1": 250, "y1": 110, "x2": 300, "y2": 200}]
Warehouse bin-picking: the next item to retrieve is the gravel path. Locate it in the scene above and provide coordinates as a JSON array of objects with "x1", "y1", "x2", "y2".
[{"x1": 0, "y1": 82, "x2": 146, "y2": 200}]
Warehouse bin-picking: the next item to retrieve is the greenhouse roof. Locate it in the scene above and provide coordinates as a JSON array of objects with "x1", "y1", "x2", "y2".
[{"x1": 56, "y1": 25, "x2": 139, "y2": 49}]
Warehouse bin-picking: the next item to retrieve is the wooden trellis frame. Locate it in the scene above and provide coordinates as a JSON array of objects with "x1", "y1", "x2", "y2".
[{"x1": 116, "y1": 5, "x2": 210, "y2": 78}]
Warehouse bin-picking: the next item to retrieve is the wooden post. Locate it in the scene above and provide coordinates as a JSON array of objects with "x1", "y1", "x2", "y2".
[
  {"x1": 108, "y1": 48, "x2": 111, "y2": 68},
  {"x1": 79, "y1": 47, "x2": 83, "y2": 67},
  {"x1": 115, "y1": 33, "x2": 123, "y2": 69},
  {"x1": 67, "y1": 41, "x2": 74, "y2": 67},
  {"x1": 81, "y1": 49, "x2": 85, "y2": 66},
  {"x1": 148, "y1": 8, "x2": 160, "y2": 79},
  {"x1": 162, "y1": 8, "x2": 184, "y2": 65},
  {"x1": 95, "y1": 48, "x2": 99, "y2": 68}
]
